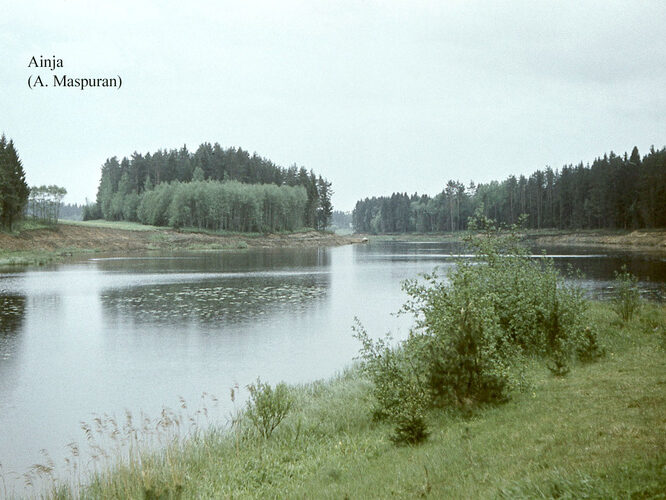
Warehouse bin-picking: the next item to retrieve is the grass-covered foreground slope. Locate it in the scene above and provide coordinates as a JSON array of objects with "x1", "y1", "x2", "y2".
[{"x1": 46, "y1": 302, "x2": 665, "y2": 500}]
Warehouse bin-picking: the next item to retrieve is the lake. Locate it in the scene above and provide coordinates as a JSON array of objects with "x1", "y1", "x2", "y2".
[{"x1": 0, "y1": 240, "x2": 664, "y2": 491}]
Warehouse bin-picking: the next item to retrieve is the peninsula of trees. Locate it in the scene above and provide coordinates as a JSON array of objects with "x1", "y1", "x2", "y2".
[
  {"x1": 353, "y1": 146, "x2": 666, "y2": 234},
  {"x1": 85, "y1": 143, "x2": 333, "y2": 232}
]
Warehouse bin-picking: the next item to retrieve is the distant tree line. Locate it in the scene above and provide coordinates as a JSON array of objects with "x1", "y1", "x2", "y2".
[
  {"x1": 27, "y1": 185, "x2": 67, "y2": 224},
  {"x1": 0, "y1": 135, "x2": 29, "y2": 231},
  {"x1": 331, "y1": 210, "x2": 352, "y2": 230},
  {"x1": 84, "y1": 143, "x2": 333, "y2": 231},
  {"x1": 25, "y1": 196, "x2": 83, "y2": 221},
  {"x1": 353, "y1": 146, "x2": 666, "y2": 233},
  {"x1": 58, "y1": 203, "x2": 84, "y2": 221}
]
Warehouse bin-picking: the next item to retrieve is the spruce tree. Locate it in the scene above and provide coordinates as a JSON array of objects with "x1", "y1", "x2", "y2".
[
  {"x1": 0, "y1": 135, "x2": 6, "y2": 223},
  {"x1": 0, "y1": 135, "x2": 30, "y2": 231},
  {"x1": 317, "y1": 176, "x2": 333, "y2": 230}
]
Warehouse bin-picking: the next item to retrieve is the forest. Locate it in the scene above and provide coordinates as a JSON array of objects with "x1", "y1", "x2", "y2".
[
  {"x1": 137, "y1": 181, "x2": 307, "y2": 232},
  {"x1": 353, "y1": 146, "x2": 666, "y2": 233},
  {"x1": 85, "y1": 142, "x2": 333, "y2": 232}
]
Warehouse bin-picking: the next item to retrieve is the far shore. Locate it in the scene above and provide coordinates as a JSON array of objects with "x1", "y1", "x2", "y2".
[
  {"x1": 2, "y1": 222, "x2": 665, "y2": 268},
  {"x1": 0, "y1": 220, "x2": 363, "y2": 267},
  {"x1": 359, "y1": 228, "x2": 666, "y2": 253}
]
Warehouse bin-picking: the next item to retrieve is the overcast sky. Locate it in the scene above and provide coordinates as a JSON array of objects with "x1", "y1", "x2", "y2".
[{"x1": 1, "y1": 0, "x2": 664, "y2": 210}]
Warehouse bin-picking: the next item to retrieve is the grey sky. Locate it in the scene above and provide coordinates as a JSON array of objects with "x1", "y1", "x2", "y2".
[{"x1": 1, "y1": 0, "x2": 664, "y2": 211}]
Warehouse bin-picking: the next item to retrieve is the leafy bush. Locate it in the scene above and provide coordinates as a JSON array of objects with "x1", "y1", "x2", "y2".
[
  {"x1": 402, "y1": 271, "x2": 516, "y2": 405},
  {"x1": 245, "y1": 378, "x2": 294, "y2": 439},
  {"x1": 355, "y1": 215, "x2": 588, "y2": 443},
  {"x1": 354, "y1": 322, "x2": 430, "y2": 444},
  {"x1": 402, "y1": 216, "x2": 586, "y2": 397},
  {"x1": 612, "y1": 265, "x2": 641, "y2": 322}
]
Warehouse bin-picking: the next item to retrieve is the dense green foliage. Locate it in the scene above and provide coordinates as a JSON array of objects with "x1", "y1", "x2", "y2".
[
  {"x1": 0, "y1": 135, "x2": 30, "y2": 231},
  {"x1": 356, "y1": 216, "x2": 588, "y2": 443},
  {"x1": 135, "y1": 180, "x2": 308, "y2": 232},
  {"x1": 85, "y1": 143, "x2": 333, "y2": 231},
  {"x1": 27, "y1": 185, "x2": 67, "y2": 225},
  {"x1": 353, "y1": 146, "x2": 666, "y2": 233}
]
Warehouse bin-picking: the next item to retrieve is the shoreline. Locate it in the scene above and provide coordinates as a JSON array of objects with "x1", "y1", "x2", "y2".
[
  {"x1": 16, "y1": 301, "x2": 665, "y2": 499},
  {"x1": 0, "y1": 220, "x2": 363, "y2": 267},
  {"x1": 359, "y1": 229, "x2": 666, "y2": 253},
  {"x1": 3, "y1": 223, "x2": 665, "y2": 268}
]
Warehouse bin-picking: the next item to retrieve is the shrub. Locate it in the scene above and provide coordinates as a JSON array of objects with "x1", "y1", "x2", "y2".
[
  {"x1": 401, "y1": 216, "x2": 586, "y2": 395},
  {"x1": 612, "y1": 265, "x2": 641, "y2": 322},
  {"x1": 355, "y1": 215, "x2": 588, "y2": 443},
  {"x1": 390, "y1": 391, "x2": 429, "y2": 445},
  {"x1": 576, "y1": 327, "x2": 605, "y2": 362},
  {"x1": 245, "y1": 378, "x2": 294, "y2": 439},
  {"x1": 402, "y1": 272, "x2": 516, "y2": 405},
  {"x1": 354, "y1": 322, "x2": 430, "y2": 444}
]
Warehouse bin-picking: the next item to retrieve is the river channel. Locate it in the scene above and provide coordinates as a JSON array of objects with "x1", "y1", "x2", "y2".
[{"x1": 0, "y1": 241, "x2": 664, "y2": 491}]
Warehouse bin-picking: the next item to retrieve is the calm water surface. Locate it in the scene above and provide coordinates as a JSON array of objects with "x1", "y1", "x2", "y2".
[{"x1": 0, "y1": 241, "x2": 664, "y2": 489}]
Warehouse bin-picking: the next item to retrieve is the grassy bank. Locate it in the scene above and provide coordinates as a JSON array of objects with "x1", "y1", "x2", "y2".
[
  {"x1": 33, "y1": 301, "x2": 664, "y2": 499},
  {"x1": 0, "y1": 220, "x2": 359, "y2": 268}
]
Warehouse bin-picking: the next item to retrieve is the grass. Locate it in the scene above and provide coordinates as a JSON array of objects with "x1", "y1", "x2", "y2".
[
  {"x1": 64, "y1": 220, "x2": 321, "y2": 237},
  {"x1": 176, "y1": 226, "x2": 319, "y2": 237},
  {"x1": 145, "y1": 232, "x2": 249, "y2": 252},
  {"x1": 0, "y1": 219, "x2": 56, "y2": 236},
  {"x1": 0, "y1": 248, "x2": 98, "y2": 267},
  {"x1": 0, "y1": 249, "x2": 57, "y2": 267},
  {"x1": 60, "y1": 219, "x2": 165, "y2": 232},
  {"x1": 13, "y1": 301, "x2": 664, "y2": 499}
]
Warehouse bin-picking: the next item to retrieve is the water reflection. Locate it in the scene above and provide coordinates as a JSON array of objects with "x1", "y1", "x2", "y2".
[
  {"x1": 0, "y1": 294, "x2": 26, "y2": 338},
  {"x1": 0, "y1": 292, "x2": 26, "y2": 412},
  {"x1": 0, "y1": 293, "x2": 27, "y2": 477},
  {"x1": 91, "y1": 248, "x2": 332, "y2": 274}
]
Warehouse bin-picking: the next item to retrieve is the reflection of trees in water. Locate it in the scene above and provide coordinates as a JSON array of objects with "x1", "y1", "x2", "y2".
[
  {"x1": 0, "y1": 294, "x2": 26, "y2": 360},
  {"x1": 0, "y1": 295, "x2": 26, "y2": 334},
  {"x1": 101, "y1": 275, "x2": 329, "y2": 326},
  {"x1": 94, "y1": 249, "x2": 332, "y2": 275}
]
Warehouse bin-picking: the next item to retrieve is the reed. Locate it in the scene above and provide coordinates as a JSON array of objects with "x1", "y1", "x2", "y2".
[{"x1": 3, "y1": 302, "x2": 663, "y2": 499}]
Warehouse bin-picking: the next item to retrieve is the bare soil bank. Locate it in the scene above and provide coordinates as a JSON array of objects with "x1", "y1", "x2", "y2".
[{"x1": 0, "y1": 223, "x2": 361, "y2": 254}]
